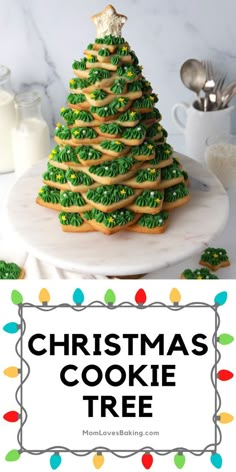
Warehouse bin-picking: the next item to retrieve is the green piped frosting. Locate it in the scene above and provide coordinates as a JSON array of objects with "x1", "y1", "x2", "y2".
[
  {"x1": 90, "y1": 89, "x2": 107, "y2": 100},
  {"x1": 98, "y1": 48, "x2": 111, "y2": 57},
  {"x1": 117, "y1": 65, "x2": 141, "y2": 80},
  {"x1": 89, "y1": 68, "x2": 111, "y2": 84},
  {"x1": 110, "y1": 78, "x2": 126, "y2": 94},
  {"x1": 49, "y1": 146, "x2": 79, "y2": 163},
  {"x1": 99, "y1": 123, "x2": 123, "y2": 136},
  {"x1": 38, "y1": 185, "x2": 60, "y2": 204},
  {"x1": 73, "y1": 58, "x2": 87, "y2": 70},
  {"x1": 182, "y1": 268, "x2": 218, "y2": 279},
  {"x1": 127, "y1": 80, "x2": 143, "y2": 92},
  {"x1": 60, "y1": 191, "x2": 86, "y2": 207},
  {"x1": 118, "y1": 110, "x2": 141, "y2": 122},
  {"x1": 200, "y1": 248, "x2": 229, "y2": 266},
  {"x1": 87, "y1": 43, "x2": 94, "y2": 50},
  {"x1": 84, "y1": 208, "x2": 135, "y2": 228},
  {"x1": 117, "y1": 46, "x2": 130, "y2": 56},
  {"x1": 161, "y1": 164, "x2": 183, "y2": 180},
  {"x1": 141, "y1": 108, "x2": 162, "y2": 122},
  {"x1": 72, "y1": 127, "x2": 98, "y2": 139},
  {"x1": 43, "y1": 164, "x2": 67, "y2": 184},
  {"x1": 138, "y1": 211, "x2": 169, "y2": 228},
  {"x1": 59, "y1": 212, "x2": 83, "y2": 227},
  {"x1": 130, "y1": 140, "x2": 155, "y2": 157},
  {"x1": 95, "y1": 35, "x2": 125, "y2": 45},
  {"x1": 76, "y1": 145, "x2": 102, "y2": 161},
  {"x1": 89, "y1": 156, "x2": 136, "y2": 178},
  {"x1": 54, "y1": 125, "x2": 72, "y2": 140},
  {"x1": 91, "y1": 104, "x2": 118, "y2": 118},
  {"x1": 146, "y1": 123, "x2": 166, "y2": 138},
  {"x1": 60, "y1": 108, "x2": 76, "y2": 126},
  {"x1": 100, "y1": 140, "x2": 126, "y2": 152},
  {"x1": 86, "y1": 54, "x2": 97, "y2": 63},
  {"x1": 0, "y1": 261, "x2": 22, "y2": 280},
  {"x1": 73, "y1": 110, "x2": 94, "y2": 122},
  {"x1": 136, "y1": 168, "x2": 159, "y2": 183},
  {"x1": 67, "y1": 93, "x2": 86, "y2": 105},
  {"x1": 135, "y1": 190, "x2": 163, "y2": 208},
  {"x1": 66, "y1": 168, "x2": 94, "y2": 186},
  {"x1": 111, "y1": 55, "x2": 120, "y2": 65},
  {"x1": 86, "y1": 185, "x2": 134, "y2": 206},
  {"x1": 133, "y1": 94, "x2": 158, "y2": 109},
  {"x1": 122, "y1": 124, "x2": 146, "y2": 140},
  {"x1": 164, "y1": 183, "x2": 189, "y2": 202},
  {"x1": 69, "y1": 78, "x2": 90, "y2": 90}
]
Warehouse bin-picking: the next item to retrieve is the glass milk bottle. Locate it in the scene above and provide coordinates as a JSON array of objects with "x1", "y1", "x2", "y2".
[
  {"x1": 13, "y1": 91, "x2": 50, "y2": 176},
  {"x1": 0, "y1": 65, "x2": 16, "y2": 173}
]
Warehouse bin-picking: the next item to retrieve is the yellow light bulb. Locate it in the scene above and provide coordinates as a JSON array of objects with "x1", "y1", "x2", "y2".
[
  {"x1": 93, "y1": 453, "x2": 104, "y2": 469},
  {"x1": 169, "y1": 288, "x2": 181, "y2": 305},
  {"x1": 39, "y1": 288, "x2": 50, "y2": 305},
  {"x1": 218, "y1": 412, "x2": 234, "y2": 424},
  {"x1": 3, "y1": 366, "x2": 19, "y2": 378}
]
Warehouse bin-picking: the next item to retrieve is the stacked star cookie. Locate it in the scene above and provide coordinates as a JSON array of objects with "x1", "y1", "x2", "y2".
[{"x1": 36, "y1": 5, "x2": 190, "y2": 235}]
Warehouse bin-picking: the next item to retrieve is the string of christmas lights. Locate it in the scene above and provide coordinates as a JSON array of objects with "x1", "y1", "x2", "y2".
[{"x1": 3, "y1": 288, "x2": 234, "y2": 470}]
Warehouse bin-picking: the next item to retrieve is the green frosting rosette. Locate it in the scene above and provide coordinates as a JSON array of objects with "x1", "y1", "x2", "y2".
[
  {"x1": 76, "y1": 145, "x2": 102, "y2": 162},
  {"x1": 136, "y1": 168, "x2": 159, "y2": 183},
  {"x1": 200, "y1": 248, "x2": 229, "y2": 266},
  {"x1": 95, "y1": 35, "x2": 125, "y2": 45},
  {"x1": 100, "y1": 140, "x2": 126, "y2": 152},
  {"x1": 89, "y1": 89, "x2": 107, "y2": 101},
  {"x1": 117, "y1": 64, "x2": 141, "y2": 81},
  {"x1": 99, "y1": 123, "x2": 123, "y2": 136},
  {"x1": 90, "y1": 104, "x2": 118, "y2": 118},
  {"x1": 133, "y1": 94, "x2": 158, "y2": 109},
  {"x1": 69, "y1": 77, "x2": 90, "y2": 89},
  {"x1": 67, "y1": 93, "x2": 86, "y2": 105},
  {"x1": 130, "y1": 140, "x2": 155, "y2": 157},
  {"x1": 89, "y1": 156, "x2": 136, "y2": 178},
  {"x1": 88, "y1": 68, "x2": 111, "y2": 84},
  {"x1": 137, "y1": 211, "x2": 169, "y2": 229},
  {"x1": 72, "y1": 127, "x2": 98, "y2": 139},
  {"x1": 164, "y1": 183, "x2": 189, "y2": 202},
  {"x1": 122, "y1": 124, "x2": 146, "y2": 140},
  {"x1": 60, "y1": 107, "x2": 76, "y2": 126},
  {"x1": 98, "y1": 48, "x2": 111, "y2": 57},
  {"x1": 73, "y1": 110, "x2": 94, "y2": 123},
  {"x1": 72, "y1": 58, "x2": 87, "y2": 70},
  {"x1": 59, "y1": 212, "x2": 84, "y2": 227},
  {"x1": 161, "y1": 164, "x2": 183, "y2": 181},
  {"x1": 182, "y1": 268, "x2": 219, "y2": 279},
  {"x1": 134, "y1": 190, "x2": 163, "y2": 208},
  {"x1": 84, "y1": 208, "x2": 135, "y2": 228},
  {"x1": 86, "y1": 185, "x2": 134, "y2": 206},
  {"x1": 110, "y1": 78, "x2": 126, "y2": 94},
  {"x1": 148, "y1": 143, "x2": 173, "y2": 165},
  {"x1": 38, "y1": 186, "x2": 60, "y2": 204},
  {"x1": 54, "y1": 124, "x2": 72, "y2": 140},
  {"x1": 127, "y1": 80, "x2": 143, "y2": 92},
  {"x1": 49, "y1": 146, "x2": 79, "y2": 164},
  {"x1": 60, "y1": 191, "x2": 86, "y2": 208},
  {"x1": 141, "y1": 108, "x2": 162, "y2": 122},
  {"x1": 66, "y1": 168, "x2": 94, "y2": 186},
  {"x1": 118, "y1": 110, "x2": 141, "y2": 123},
  {"x1": 43, "y1": 164, "x2": 67, "y2": 184},
  {"x1": 117, "y1": 45, "x2": 130, "y2": 56},
  {"x1": 0, "y1": 261, "x2": 22, "y2": 280}
]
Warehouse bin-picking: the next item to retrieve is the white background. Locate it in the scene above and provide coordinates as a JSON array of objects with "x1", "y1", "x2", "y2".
[{"x1": 0, "y1": 280, "x2": 235, "y2": 471}]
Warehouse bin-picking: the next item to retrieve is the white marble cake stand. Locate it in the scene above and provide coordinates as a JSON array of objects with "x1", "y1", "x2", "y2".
[{"x1": 5, "y1": 154, "x2": 229, "y2": 276}]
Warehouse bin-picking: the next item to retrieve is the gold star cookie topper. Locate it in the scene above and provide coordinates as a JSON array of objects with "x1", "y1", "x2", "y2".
[{"x1": 91, "y1": 5, "x2": 127, "y2": 38}]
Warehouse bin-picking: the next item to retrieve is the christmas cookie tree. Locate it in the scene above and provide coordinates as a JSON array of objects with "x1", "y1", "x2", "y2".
[{"x1": 36, "y1": 4, "x2": 190, "y2": 234}]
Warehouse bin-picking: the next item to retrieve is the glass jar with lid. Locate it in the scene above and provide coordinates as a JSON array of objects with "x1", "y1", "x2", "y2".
[
  {"x1": 13, "y1": 91, "x2": 50, "y2": 176},
  {"x1": 0, "y1": 65, "x2": 16, "y2": 173}
]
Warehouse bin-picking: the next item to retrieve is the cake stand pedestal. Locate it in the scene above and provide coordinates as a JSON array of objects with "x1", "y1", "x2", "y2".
[{"x1": 4, "y1": 154, "x2": 229, "y2": 277}]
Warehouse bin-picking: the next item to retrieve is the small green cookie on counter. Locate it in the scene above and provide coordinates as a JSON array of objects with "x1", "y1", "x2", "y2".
[
  {"x1": 181, "y1": 268, "x2": 219, "y2": 280},
  {"x1": 0, "y1": 261, "x2": 25, "y2": 280},
  {"x1": 199, "y1": 247, "x2": 230, "y2": 271}
]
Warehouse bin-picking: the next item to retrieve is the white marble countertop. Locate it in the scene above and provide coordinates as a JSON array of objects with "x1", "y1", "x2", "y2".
[{"x1": 1, "y1": 134, "x2": 235, "y2": 279}]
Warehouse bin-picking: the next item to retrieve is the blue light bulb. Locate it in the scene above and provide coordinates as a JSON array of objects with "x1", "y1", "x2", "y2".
[
  {"x1": 73, "y1": 288, "x2": 85, "y2": 305},
  {"x1": 50, "y1": 453, "x2": 62, "y2": 470},
  {"x1": 214, "y1": 291, "x2": 227, "y2": 306},
  {"x1": 211, "y1": 453, "x2": 222, "y2": 469},
  {"x1": 3, "y1": 322, "x2": 19, "y2": 334}
]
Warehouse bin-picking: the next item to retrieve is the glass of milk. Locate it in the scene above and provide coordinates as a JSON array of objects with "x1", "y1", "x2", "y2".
[
  {"x1": 205, "y1": 134, "x2": 236, "y2": 190},
  {"x1": 13, "y1": 91, "x2": 50, "y2": 176},
  {"x1": 0, "y1": 65, "x2": 16, "y2": 173}
]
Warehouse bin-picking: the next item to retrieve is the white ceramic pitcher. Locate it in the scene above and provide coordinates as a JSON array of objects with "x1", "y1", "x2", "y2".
[{"x1": 172, "y1": 102, "x2": 233, "y2": 163}]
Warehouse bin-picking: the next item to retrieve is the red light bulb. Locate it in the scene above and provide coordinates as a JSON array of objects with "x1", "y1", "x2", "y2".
[
  {"x1": 142, "y1": 453, "x2": 153, "y2": 469},
  {"x1": 218, "y1": 369, "x2": 234, "y2": 381},
  {"x1": 135, "y1": 289, "x2": 147, "y2": 305},
  {"x1": 3, "y1": 411, "x2": 20, "y2": 423}
]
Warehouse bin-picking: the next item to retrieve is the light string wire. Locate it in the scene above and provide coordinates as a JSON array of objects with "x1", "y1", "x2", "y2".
[{"x1": 13, "y1": 300, "x2": 221, "y2": 458}]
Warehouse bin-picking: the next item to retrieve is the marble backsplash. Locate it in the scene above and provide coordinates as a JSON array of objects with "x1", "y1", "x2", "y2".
[{"x1": 1, "y1": 0, "x2": 236, "y2": 138}]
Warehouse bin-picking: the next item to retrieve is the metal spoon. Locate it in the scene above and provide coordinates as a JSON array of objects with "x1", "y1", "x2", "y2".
[
  {"x1": 220, "y1": 81, "x2": 236, "y2": 108},
  {"x1": 180, "y1": 59, "x2": 206, "y2": 106}
]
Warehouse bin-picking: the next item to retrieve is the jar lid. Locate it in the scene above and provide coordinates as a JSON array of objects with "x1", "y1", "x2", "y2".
[{"x1": 15, "y1": 91, "x2": 41, "y2": 108}]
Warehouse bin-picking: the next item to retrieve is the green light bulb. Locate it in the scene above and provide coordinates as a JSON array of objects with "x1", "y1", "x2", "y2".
[
  {"x1": 11, "y1": 290, "x2": 23, "y2": 305},
  {"x1": 218, "y1": 334, "x2": 234, "y2": 345},
  {"x1": 5, "y1": 449, "x2": 21, "y2": 462},
  {"x1": 174, "y1": 453, "x2": 186, "y2": 469},
  {"x1": 104, "y1": 289, "x2": 116, "y2": 305}
]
